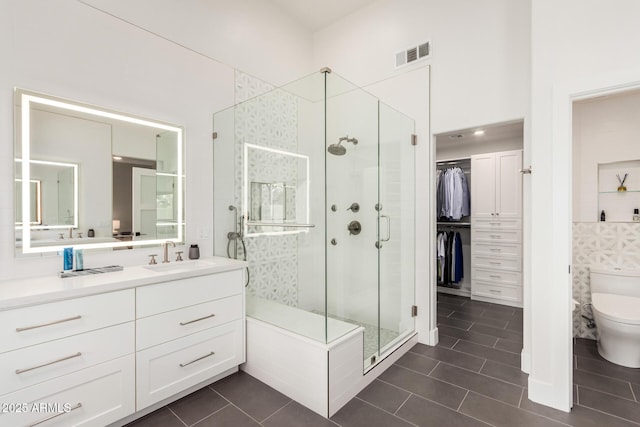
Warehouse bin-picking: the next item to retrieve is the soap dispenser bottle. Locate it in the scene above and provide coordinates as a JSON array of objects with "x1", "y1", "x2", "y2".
[
  {"x1": 634, "y1": 208, "x2": 639, "y2": 222},
  {"x1": 601, "y1": 210, "x2": 606, "y2": 222}
]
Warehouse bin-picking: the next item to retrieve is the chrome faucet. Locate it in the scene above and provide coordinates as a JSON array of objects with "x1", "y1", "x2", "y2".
[
  {"x1": 162, "y1": 241, "x2": 176, "y2": 263},
  {"x1": 69, "y1": 227, "x2": 74, "y2": 239}
]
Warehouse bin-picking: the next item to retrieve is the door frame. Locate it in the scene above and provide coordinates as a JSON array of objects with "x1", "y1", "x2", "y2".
[{"x1": 528, "y1": 68, "x2": 640, "y2": 412}]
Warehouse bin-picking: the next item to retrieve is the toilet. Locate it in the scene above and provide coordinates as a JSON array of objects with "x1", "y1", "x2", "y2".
[{"x1": 590, "y1": 266, "x2": 640, "y2": 368}]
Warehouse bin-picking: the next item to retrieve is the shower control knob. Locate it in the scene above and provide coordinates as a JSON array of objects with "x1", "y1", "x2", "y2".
[
  {"x1": 347, "y1": 221, "x2": 362, "y2": 235},
  {"x1": 347, "y1": 202, "x2": 360, "y2": 213},
  {"x1": 375, "y1": 241, "x2": 382, "y2": 249},
  {"x1": 375, "y1": 203, "x2": 383, "y2": 212},
  {"x1": 331, "y1": 238, "x2": 337, "y2": 245},
  {"x1": 331, "y1": 204, "x2": 337, "y2": 212}
]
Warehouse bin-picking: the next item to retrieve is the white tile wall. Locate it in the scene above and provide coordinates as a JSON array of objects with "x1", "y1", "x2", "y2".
[{"x1": 234, "y1": 71, "x2": 300, "y2": 306}]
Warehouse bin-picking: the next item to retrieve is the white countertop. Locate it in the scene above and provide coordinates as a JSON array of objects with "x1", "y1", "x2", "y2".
[{"x1": 0, "y1": 257, "x2": 247, "y2": 311}]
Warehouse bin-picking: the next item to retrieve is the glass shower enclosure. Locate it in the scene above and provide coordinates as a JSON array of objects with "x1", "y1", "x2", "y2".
[{"x1": 213, "y1": 69, "x2": 415, "y2": 370}]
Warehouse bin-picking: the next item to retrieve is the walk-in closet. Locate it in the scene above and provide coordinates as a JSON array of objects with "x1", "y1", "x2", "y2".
[{"x1": 435, "y1": 120, "x2": 524, "y2": 310}]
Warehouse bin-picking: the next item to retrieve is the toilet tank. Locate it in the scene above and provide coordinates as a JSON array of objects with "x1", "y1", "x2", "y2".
[{"x1": 590, "y1": 266, "x2": 640, "y2": 297}]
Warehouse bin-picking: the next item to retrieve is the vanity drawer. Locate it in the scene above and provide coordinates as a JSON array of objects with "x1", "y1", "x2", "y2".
[
  {"x1": 472, "y1": 255, "x2": 521, "y2": 272},
  {"x1": 472, "y1": 281, "x2": 521, "y2": 303},
  {"x1": 472, "y1": 228, "x2": 521, "y2": 244},
  {"x1": 0, "y1": 354, "x2": 135, "y2": 427},
  {"x1": 137, "y1": 270, "x2": 243, "y2": 318},
  {"x1": 472, "y1": 242, "x2": 520, "y2": 258},
  {"x1": 0, "y1": 290, "x2": 134, "y2": 354},
  {"x1": 136, "y1": 294, "x2": 243, "y2": 350},
  {"x1": 0, "y1": 322, "x2": 133, "y2": 396},
  {"x1": 136, "y1": 319, "x2": 244, "y2": 409},
  {"x1": 472, "y1": 268, "x2": 521, "y2": 286}
]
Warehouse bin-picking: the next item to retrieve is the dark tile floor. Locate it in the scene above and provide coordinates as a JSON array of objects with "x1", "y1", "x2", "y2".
[{"x1": 126, "y1": 295, "x2": 640, "y2": 426}]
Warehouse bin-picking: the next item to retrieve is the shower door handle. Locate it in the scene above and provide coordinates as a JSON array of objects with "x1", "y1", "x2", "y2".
[{"x1": 380, "y1": 214, "x2": 391, "y2": 242}]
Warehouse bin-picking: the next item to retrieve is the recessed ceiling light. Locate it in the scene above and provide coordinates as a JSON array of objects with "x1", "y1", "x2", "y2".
[
  {"x1": 474, "y1": 130, "x2": 485, "y2": 136},
  {"x1": 112, "y1": 156, "x2": 123, "y2": 160},
  {"x1": 448, "y1": 134, "x2": 464, "y2": 139}
]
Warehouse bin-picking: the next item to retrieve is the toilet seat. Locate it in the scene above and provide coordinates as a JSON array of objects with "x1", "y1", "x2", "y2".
[{"x1": 592, "y1": 293, "x2": 640, "y2": 325}]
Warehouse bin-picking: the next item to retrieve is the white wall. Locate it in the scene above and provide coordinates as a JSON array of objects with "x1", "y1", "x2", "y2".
[
  {"x1": 312, "y1": 0, "x2": 530, "y2": 134},
  {"x1": 573, "y1": 91, "x2": 640, "y2": 223},
  {"x1": 530, "y1": 0, "x2": 640, "y2": 411},
  {"x1": 80, "y1": 0, "x2": 313, "y2": 86},
  {"x1": 0, "y1": 0, "x2": 312, "y2": 280}
]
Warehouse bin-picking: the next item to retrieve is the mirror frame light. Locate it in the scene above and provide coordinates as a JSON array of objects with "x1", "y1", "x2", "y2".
[{"x1": 17, "y1": 89, "x2": 184, "y2": 254}]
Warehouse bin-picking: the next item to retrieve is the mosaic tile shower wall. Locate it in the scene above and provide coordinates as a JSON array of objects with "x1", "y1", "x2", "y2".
[
  {"x1": 234, "y1": 71, "x2": 300, "y2": 307},
  {"x1": 573, "y1": 222, "x2": 640, "y2": 339}
]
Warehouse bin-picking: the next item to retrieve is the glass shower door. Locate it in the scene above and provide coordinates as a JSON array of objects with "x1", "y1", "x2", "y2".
[{"x1": 378, "y1": 103, "x2": 415, "y2": 357}]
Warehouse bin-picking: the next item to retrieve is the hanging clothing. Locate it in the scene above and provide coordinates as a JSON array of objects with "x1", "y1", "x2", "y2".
[
  {"x1": 436, "y1": 230, "x2": 464, "y2": 287},
  {"x1": 436, "y1": 167, "x2": 470, "y2": 221}
]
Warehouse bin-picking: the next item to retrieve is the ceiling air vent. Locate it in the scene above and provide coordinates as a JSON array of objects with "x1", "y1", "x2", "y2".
[{"x1": 395, "y1": 41, "x2": 431, "y2": 69}]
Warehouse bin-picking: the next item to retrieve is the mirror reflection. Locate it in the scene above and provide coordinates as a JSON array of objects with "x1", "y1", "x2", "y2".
[{"x1": 15, "y1": 89, "x2": 184, "y2": 253}]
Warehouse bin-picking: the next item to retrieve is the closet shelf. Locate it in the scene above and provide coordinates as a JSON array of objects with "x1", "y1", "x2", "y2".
[
  {"x1": 437, "y1": 222, "x2": 471, "y2": 227},
  {"x1": 599, "y1": 190, "x2": 640, "y2": 194}
]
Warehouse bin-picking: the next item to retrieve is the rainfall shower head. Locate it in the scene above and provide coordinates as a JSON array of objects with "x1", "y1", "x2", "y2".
[
  {"x1": 327, "y1": 136, "x2": 358, "y2": 156},
  {"x1": 327, "y1": 144, "x2": 347, "y2": 156}
]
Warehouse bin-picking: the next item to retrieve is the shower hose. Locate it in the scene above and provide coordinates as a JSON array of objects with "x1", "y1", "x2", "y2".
[{"x1": 227, "y1": 234, "x2": 250, "y2": 287}]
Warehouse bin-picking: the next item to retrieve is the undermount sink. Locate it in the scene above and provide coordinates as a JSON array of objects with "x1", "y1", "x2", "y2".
[{"x1": 144, "y1": 260, "x2": 211, "y2": 273}]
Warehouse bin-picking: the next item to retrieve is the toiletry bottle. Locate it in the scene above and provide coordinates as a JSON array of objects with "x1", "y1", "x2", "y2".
[
  {"x1": 634, "y1": 209, "x2": 640, "y2": 222},
  {"x1": 88, "y1": 228, "x2": 95, "y2": 238},
  {"x1": 601, "y1": 210, "x2": 606, "y2": 222},
  {"x1": 189, "y1": 244, "x2": 200, "y2": 260},
  {"x1": 63, "y1": 247, "x2": 73, "y2": 271},
  {"x1": 75, "y1": 249, "x2": 84, "y2": 271}
]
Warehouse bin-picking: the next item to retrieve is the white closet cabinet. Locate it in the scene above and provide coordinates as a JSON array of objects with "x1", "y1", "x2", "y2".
[{"x1": 471, "y1": 150, "x2": 523, "y2": 306}]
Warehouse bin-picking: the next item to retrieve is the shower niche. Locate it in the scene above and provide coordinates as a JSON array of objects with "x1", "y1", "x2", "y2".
[
  {"x1": 244, "y1": 143, "x2": 310, "y2": 236},
  {"x1": 213, "y1": 68, "x2": 417, "y2": 417}
]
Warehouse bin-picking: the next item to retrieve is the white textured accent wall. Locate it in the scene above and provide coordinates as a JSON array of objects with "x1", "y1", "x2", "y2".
[{"x1": 234, "y1": 71, "x2": 300, "y2": 306}]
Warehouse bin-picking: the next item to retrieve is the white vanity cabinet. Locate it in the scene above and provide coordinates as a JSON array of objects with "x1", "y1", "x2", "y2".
[
  {"x1": 135, "y1": 270, "x2": 245, "y2": 409},
  {"x1": 0, "y1": 290, "x2": 136, "y2": 427},
  {"x1": 0, "y1": 258, "x2": 246, "y2": 427}
]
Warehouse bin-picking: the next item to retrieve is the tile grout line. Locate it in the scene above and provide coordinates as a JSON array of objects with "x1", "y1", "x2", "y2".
[
  {"x1": 427, "y1": 360, "x2": 441, "y2": 376},
  {"x1": 573, "y1": 382, "x2": 639, "y2": 403},
  {"x1": 478, "y1": 358, "x2": 488, "y2": 374},
  {"x1": 260, "y1": 399, "x2": 293, "y2": 425},
  {"x1": 574, "y1": 402, "x2": 640, "y2": 427},
  {"x1": 166, "y1": 406, "x2": 189, "y2": 427},
  {"x1": 393, "y1": 392, "x2": 414, "y2": 415},
  {"x1": 179, "y1": 403, "x2": 231, "y2": 427},
  {"x1": 630, "y1": 381, "x2": 638, "y2": 403},
  {"x1": 353, "y1": 396, "x2": 419, "y2": 427},
  {"x1": 456, "y1": 390, "x2": 470, "y2": 412},
  {"x1": 517, "y1": 387, "x2": 524, "y2": 408}
]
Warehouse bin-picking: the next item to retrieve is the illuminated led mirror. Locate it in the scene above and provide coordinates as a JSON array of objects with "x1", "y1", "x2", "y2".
[{"x1": 15, "y1": 89, "x2": 185, "y2": 253}]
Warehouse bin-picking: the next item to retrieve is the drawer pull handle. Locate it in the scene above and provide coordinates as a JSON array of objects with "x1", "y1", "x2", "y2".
[
  {"x1": 489, "y1": 261, "x2": 501, "y2": 265},
  {"x1": 28, "y1": 402, "x2": 82, "y2": 427},
  {"x1": 489, "y1": 289, "x2": 502, "y2": 294},
  {"x1": 16, "y1": 352, "x2": 82, "y2": 375},
  {"x1": 489, "y1": 248, "x2": 501, "y2": 252},
  {"x1": 179, "y1": 314, "x2": 216, "y2": 326},
  {"x1": 16, "y1": 315, "x2": 82, "y2": 332},
  {"x1": 180, "y1": 351, "x2": 215, "y2": 367},
  {"x1": 490, "y1": 235, "x2": 501, "y2": 239},
  {"x1": 490, "y1": 275, "x2": 502, "y2": 279}
]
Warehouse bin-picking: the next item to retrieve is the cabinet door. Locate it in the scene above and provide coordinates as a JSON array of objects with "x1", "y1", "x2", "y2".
[
  {"x1": 470, "y1": 154, "x2": 496, "y2": 218},
  {"x1": 495, "y1": 150, "x2": 522, "y2": 218}
]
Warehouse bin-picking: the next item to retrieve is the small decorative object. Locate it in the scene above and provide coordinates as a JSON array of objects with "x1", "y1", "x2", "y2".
[
  {"x1": 88, "y1": 228, "x2": 95, "y2": 237},
  {"x1": 189, "y1": 244, "x2": 200, "y2": 260},
  {"x1": 617, "y1": 173, "x2": 628, "y2": 192},
  {"x1": 634, "y1": 208, "x2": 640, "y2": 222},
  {"x1": 601, "y1": 210, "x2": 606, "y2": 222}
]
